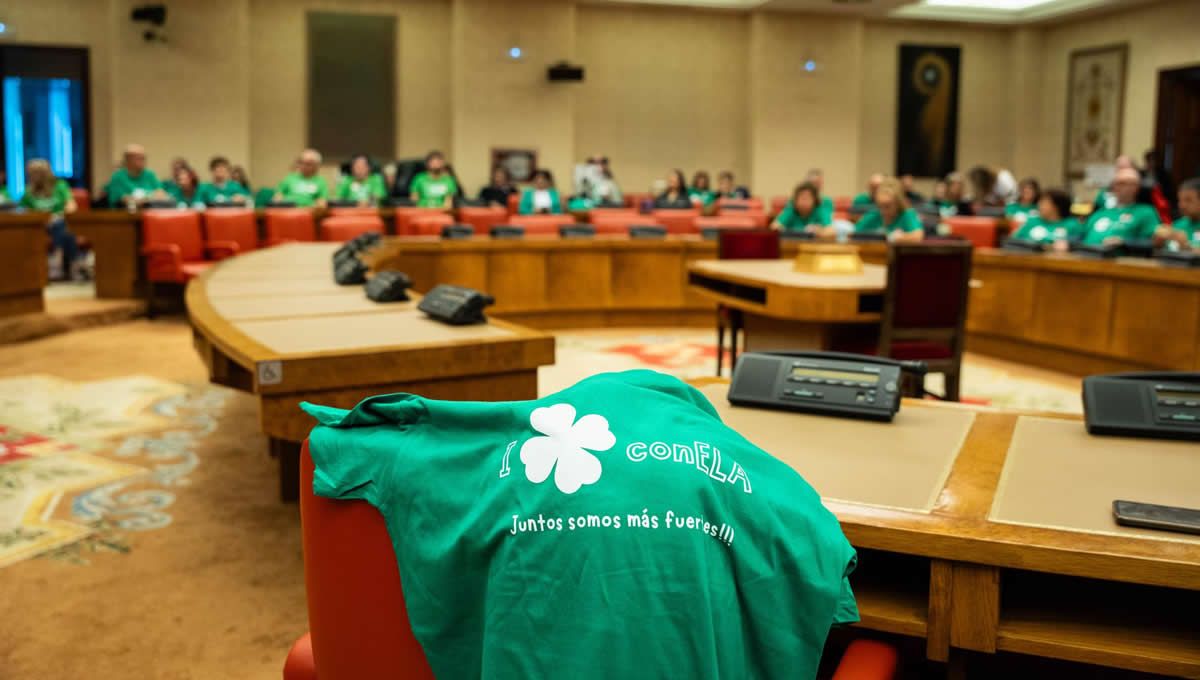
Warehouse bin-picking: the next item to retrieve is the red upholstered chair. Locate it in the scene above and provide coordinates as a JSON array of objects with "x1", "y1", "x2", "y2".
[
  {"x1": 591, "y1": 216, "x2": 664, "y2": 236},
  {"x1": 834, "y1": 196, "x2": 853, "y2": 212},
  {"x1": 264, "y1": 208, "x2": 317, "y2": 245},
  {"x1": 588, "y1": 208, "x2": 640, "y2": 223},
  {"x1": 394, "y1": 207, "x2": 450, "y2": 236},
  {"x1": 714, "y1": 230, "x2": 780, "y2": 376},
  {"x1": 831, "y1": 242, "x2": 973, "y2": 401},
  {"x1": 320, "y1": 215, "x2": 385, "y2": 242},
  {"x1": 651, "y1": 208, "x2": 701, "y2": 234},
  {"x1": 943, "y1": 216, "x2": 999, "y2": 249},
  {"x1": 141, "y1": 210, "x2": 209, "y2": 316},
  {"x1": 70, "y1": 188, "x2": 90, "y2": 212},
  {"x1": 696, "y1": 215, "x2": 758, "y2": 232},
  {"x1": 716, "y1": 196, "x2": 764, "y2": 212},
  {"x1": 409, "y1": 213, "x2": 457, "y2": 236},
  {"x1": 770, "y1": 195, "x2": 789, "y2": 218},
  {"x1": 202, "y1": 209, "x2": 258, "y2": 260},
  {"x1": 283, "y1": 441, "x2": 898, "y2": 680},
  {"x1": 506, "y1": 192, "x2": 521, "y2": 215},
  {"x1": 508, "y1": 214, "x2": 574, "y2": 235},
  {"x1": 326, "y1": 206, "x2": 380, "y2": 217},
  {"x1": 623, "y1": 192, "x2": 654, "y2": 210},
  {"x1": 458, "y1": 206, "x2": 508, "y2": 233},
  {"x1": 712, "y1": 210, "x2": 769, "y2": 227}
]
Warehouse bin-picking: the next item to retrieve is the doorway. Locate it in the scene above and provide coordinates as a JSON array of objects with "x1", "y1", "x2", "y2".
[
  {"x1": 1154, "y1": 64, "x2": 1200, "y2": 202},
  {"x1": 0, "y1": 45, "x2": 91, "y2": 199}
]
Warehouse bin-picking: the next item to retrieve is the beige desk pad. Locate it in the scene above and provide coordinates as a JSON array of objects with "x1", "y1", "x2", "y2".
[
  {"x1": 209, "y1": 290, "x2": 407, "y2": 321},
  {"x1": 690, "y1": 260, "x2": 886, "y2": 291},
  {"x1": 214, "y1": 243, "x2": 340, "y2": 272},
  {"x1": 204, "y1": 277, "x2": 346, "y2": 297},
  {"x1": 991, "y1": 416, "x2": 1200, "y2": 545},
  {"x1": 700, "y1": 385, "x2": 974, "y2": 512},
  {"x1": 234, "y1": 309, "x2": 513, "y2": 355}
]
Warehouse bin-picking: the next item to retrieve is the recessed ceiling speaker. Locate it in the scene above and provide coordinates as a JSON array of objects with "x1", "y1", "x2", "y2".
[{"x1": 547, "y1": 61, "x2": 584, "y2": 83}]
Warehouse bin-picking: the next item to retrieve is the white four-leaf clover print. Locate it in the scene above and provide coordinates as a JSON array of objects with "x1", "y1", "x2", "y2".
[{"x1": 520, "y1": 403, "x2": 616, "y2": 494}]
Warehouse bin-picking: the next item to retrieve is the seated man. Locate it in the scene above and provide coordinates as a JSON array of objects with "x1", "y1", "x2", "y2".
[
  {"x1": 275, "y1": 148, "x2": 329, "y2": 207},
  {"x1": 854, "y1": 178, "x2": 923, "y2": 242},
  {"x1": 1155, "y1": 178, "x2": 1200, "y2": 251},
  {"x1": 196, "y1": 156, "x2": 251, "y2": 205},
  {"x1": 302, "y1": 370, "x2": 858, "y2": 679},
  {"x1": 851, "y1": 173, "x2": 883, "y2": 209},
  {"x1": 1079, "y1": 168, "x2": 1160, "y2": 247},
  {"x1": 409, "y1": 150, "x2": 458, "y2": 209},
  {"x1": 715, "y1": 170, "x2": 750, "y2": 200},
  {"x1": 106, "y1": 144, "x2": 164, "y2": 207}
]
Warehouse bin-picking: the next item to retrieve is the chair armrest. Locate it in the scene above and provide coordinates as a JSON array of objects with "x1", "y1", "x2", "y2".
[
  {"x1": 141, "y1": 243, "x2": 184, "y2": 282},
  {"x1": 206, "y1": 239, "x2": 241, "y2": 261},
  {"x1": 831, "y1": 639, "x2": 899, "y2": 680}
]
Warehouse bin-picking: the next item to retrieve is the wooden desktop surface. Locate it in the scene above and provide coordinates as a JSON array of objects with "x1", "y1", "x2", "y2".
[
  {"x1": 0, "y1": 211, "x2": 49, "y2": 318},
  {"x1": 695, "y1": 379, "x2": 1200, "y2": 677}
]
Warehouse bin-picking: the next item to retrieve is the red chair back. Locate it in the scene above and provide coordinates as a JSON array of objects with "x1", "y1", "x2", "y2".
[
  {"x1": 264, "y1": 208, "x2": 317, "y2": 245},
  {"x1": 506, "y1": 192, "x2": 521, "y2": 214},
  {"x1": 410, "y1": 213, "x2": 456, "y2": 236},
  {"x1": 320, "y1": 215, "x2": 385, "y2": 242},
  {"x1": 394, "y1": 207, "x2": 449, "y2": 235},
  {"x1": 142, "y1": 210, "x2": 204, "y2": 262},
  {"x1": 457, "y1": 206, "x2": 508, "y2": 233},
  {"x1": 623, "y1": 192, "x2": 654, "y2": 210},
  {"x1": 769, "y1": 196, "x2": 789, "y2": 217},
  {"x1": 712, "y1": 210, "x2": 768, "y2": 227},
  {"x1": 716, "y1": 197, "x2": 763, "y2": 211},
  {"x1": 588, "y1": 208, "x2": 640, "y2": 223},
  {"x1": 943, "y1": 216, "x2": 999, "y2": 249},
  {"x1": 507, "y1": 214, "x2": 573, "y2": 235},
  {"x1": 203, "y1": 209, "x2": 258, "y2": 254},
  {"x1": 697, "y1": 215, "x2": 758, "y2": 232},
  {"x1": 834, "y1": 196, "x2": 853, "y2": 212},
  {"x1": 591, "y1": 218, "x2": 665, "y2": 236},
  {"x1": 885, "y1": 242, "x2": 973, "y2": 331},
  {"x1": 717, "y1": 229, "x2": 780, "y2": 260},
  {"x1": 299, "y1": 442, "x2": 435, "y2": 679},
  {"x1": 71, "y1": 188, "x2": 90, "y2": 212},
  {"x1": 327, "y1": 206, "x2": 379, "y2": 217},
  {"x1": 650, "y1": 208, "x2": 701, "y2": 234}
]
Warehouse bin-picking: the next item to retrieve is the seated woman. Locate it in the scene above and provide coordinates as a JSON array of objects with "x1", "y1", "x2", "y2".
[
  {"x1": 196, "y1": 156, "x2": 251, "y2": 205},
  {"x1": 938, "y1": 172, "x2": 969, "y2": 216},
  {"x1": 335, "y1": 155, "x2": 387, "y2": 205},
  {"x1": 772, "y1": 182, "x2": 833, "y2": 237},
  {"x1": 164, "y1": 165, "x2": 203, "y2": 207},
  {"x1": 654, "y1": 170, "x2": 693, "y2": 209},
  {"x1": 20, "y1": 159, "x2": 79, "y2": 280},
  {"x1": 1005, "y1": 178, "x2": 1041, "y2": 225},
  {"x1": 1010, "y1": 188, "x2": 1079, "y2": 251},
  {"x1": 478, "y1": 166, "x2": 517, "y2": 207},
  {"x1": 854, "y1": 179, "x2": 923, "y2": 242},
  {"x1": 1155, "y1": 178, "x2": 1200, "y2": 251},
  {"x1": 688, "y1": 171, "x2": 716, "y2": 208},
  {"x1": 517, "y1": 169, "x2": 563, "y2": 215}
]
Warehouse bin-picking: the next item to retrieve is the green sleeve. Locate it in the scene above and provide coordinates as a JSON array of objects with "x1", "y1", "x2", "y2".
[
  {"x1": 854, "y1": 210, "x2": 881, "y2": 233},
  {"x1": 163, "y1": 182, "x2": 184, "y2": 204},
  {"x1": 833, "y1": 551, "x2": 860, "y2": 625},
  {"x1": 551, "y1": 189, "x2": 563, "y2": 214},
  {"x1": 518, "y1": 189, "x2": 533, "y2": 215},
  {"x1": 775, "y1": 203, "x2": 796, "y2": 230},
  {"x1": 852, "y1": 193, "x2": 872, "y2": 207},
  {"x1": 368, "y1": 174, "x2": 387, "y2": 200},
  {"x1": 315, "y1": 177, "x2": 329, "y2": 200},
  {"x1": 898, "y1": 209, "x2": 923, "y2": 233},
  {"x1": 334, "y1": 176, "x2": 351, "y2": 201},
  {"x1": 107, "y1": 171, "x2": 131, "y2": 206},
  {"x1": 276, "y1": 174, "x2": 293, "y2": 197},
  {"x1": 409, "y1": 173, "x2": 426, "y2": 198}
]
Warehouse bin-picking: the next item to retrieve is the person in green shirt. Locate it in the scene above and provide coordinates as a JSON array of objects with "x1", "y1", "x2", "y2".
[
  {"x1": 195, "y1": 156, "x2": 251, "y2": 205},
  {"x1": 688, "y1": 170, "x2": 717, "y2": 208},
  {"x1": 275, "y1": 148, "x2": 329, "y2": 208},
  {"x1": 518, "y1": 169, "x2": 564, "y2": 215},
  {"x1": 21, "y1": 158, "x2": 80, "y2": 279},
  {"x1": 1010, "y1": 188, "x2": 1080, "y2": 251},
  {"x1": 106, "y1": 144, "x2": 164, "y2": 207},
  {"x1": 805, "y1": 168, "x2": 836, "y2": 220},
  {"x1": 1080, "y1": 168, "x2": 1160, "y2": 246},
  {"x1": 1005, "y1": 177, "x2": 1041, "y2": 226},
  {"x1": 0, "y1": 173, "x2": 10, "y2": 205},
  {"x1": 773, "y1": 182, "x2": 832, "y2": 236},
  {"x1": 1156, "y1": 178, "x2": 1200, "y2": 251},
  {"x1": 302, "y1": 369, "x2": 858, "y2": 680},
  {"x1": 409, "y1": 150, "x2": 458, "y2": 209},
  {"x1": 163, "y1": 165, "x2": 203, "y2": 207},
  {"x1": 851, "y1": 173, "x2": 883, "y2": 209},
  {"x1": 854, "y1": 178, "x2": 924, "y2": 241},
  {"x1": 334, "y1": 154, "x2": 387, "y2": 205},
  {"x1": 158, "y1": 157, "x2": 190, "y2": 200}
]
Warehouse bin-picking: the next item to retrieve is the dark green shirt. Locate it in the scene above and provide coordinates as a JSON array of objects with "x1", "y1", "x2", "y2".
[
  {"x1": 775, "y1": 202, "x2": 830, "y2": 231},
  {"x1": 164, "y1": 182, "x2": 203, "y2": 207},
  {"x1": 1011, "y1": 216, "x2": 1081, "y2": 244},
  {"x1": 854, "y1": 208, "x2": 922, "y2": 234},
  {"x1": 196, "y1": 180, "x2": 251, "y2": 205},
  {"x1": 1004, "y1": 202, "x2": 1039, "y2": 223},
  {"x1": 107, "y1": 167, "x2": 162, "y2": 206},
  {"x1": 688, "y1": 188, "x2": 716, "y2": 207},
  {"x1": 335, "y1": 174, "x2": 387, "y2": 204},
  {"x1": 277, "y1": 172, "x2": 329, "y2": 207},
  {"x1": 1081, "y1": 204, "x2": 1160, "y2": 246},
  {"x1": 410, "y1": 171, "x2": 458, "y2": 208},
  {"x1": 19, "y1": 179, "x2": 72, "y2": 214},
  {"x1": 1172, "y1": 216, "x2": 1199, "y2": 248},
  {"x1": 851, "y1": 192, "x2": 874, "y2": 208}
]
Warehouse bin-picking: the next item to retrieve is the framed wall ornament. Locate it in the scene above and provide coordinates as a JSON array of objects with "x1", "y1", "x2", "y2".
[{"x1": 1064, "y1": 44, "x2": 1128, "y2": 181}]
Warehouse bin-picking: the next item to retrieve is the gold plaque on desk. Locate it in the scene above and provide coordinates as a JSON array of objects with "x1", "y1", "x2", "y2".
[{"x1": 792, "y1": 243, "x2": 864, "y2": 275}]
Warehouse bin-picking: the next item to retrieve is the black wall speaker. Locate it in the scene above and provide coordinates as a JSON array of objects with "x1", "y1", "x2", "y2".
[{"x1": 547, "y1": 62, "x2": 584, "y2": 82}]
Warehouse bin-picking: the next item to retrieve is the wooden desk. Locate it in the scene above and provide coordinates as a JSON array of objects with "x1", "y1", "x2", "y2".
[
  {"x1": 0, "y1": 211, "x2": 49, "y2": 317},
  {"x1": 69, "y1": 210, "x2": 141, "y2": 298},
  {"x1": 968, "y1": 249, "x2": 1200, "y2": 374},
  {"x1": 186, "y1": 243, "x2": 555, "y2": 500},
  {"x1": 693, "y1": 378, "x2": 1200, "y2": 677}
]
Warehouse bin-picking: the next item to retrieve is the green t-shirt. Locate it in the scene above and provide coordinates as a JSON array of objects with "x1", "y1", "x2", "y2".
[
  {"x1": 302, "y1": 370, "x2": 858, "y2": 680},
  {"x1": 410, "y1": 171, "x2": 458, "y2": 208},
  {"x1": 1011, "y1": 216, "x2": 1081, "y2": 244},
  {"x1": 851, "y1": 192, "x2": 874, "y2": 208},
  {"x1": 335, "y1": 174, "x2": 387, "y2": 204},
  {"x1": 106, "y1": 167, "x2": 162, "y2": 206},
  {"x1": 1081, "y1": 204, "x2": 1160, "y2": 246},
  {"x1": 1005, "y1": 202, "x2": 1039, "y2": 223},
  {"x1": 1093, "y1": 189, "x2": 1118, "y2": 211},
  {"x1": 277, "y1": 172, "x2": 328, "y2": 207},
  {"x1": 196, "y1": 180, "x2": 250, "y2": 205},
  {"x1": 775, "y1": 202, "x2": 830, "y2": 231},
  {"x1": 688, "y1": 188, "x2": 717, "y2": 207},
  {"x1": 1172, "y1": 216, "x2": 1200, "y2": 248},
  {"x1": 19, "y1": 179, "x2": 72, "y2": 214},
  {"x1": 0, "y1": 186, "x2": 10, "y2": 204},
  {"x1": 854, "y1": 208, "x2": 922, "y2": 234},
  {"x1": 164, "y1": 182, "x2": 203, "y2": 207}
]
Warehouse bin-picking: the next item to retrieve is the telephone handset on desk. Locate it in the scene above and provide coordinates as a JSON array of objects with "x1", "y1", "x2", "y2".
[
  {"x1": 418, "y1": 284, "x2": 495, "y2": 325},
  {"x1": 727, "y1": 351, "x2": 928, "y2": 422},
  {"x1": 1083, "y1": 372, "x2": 1200, "y2": 441}
]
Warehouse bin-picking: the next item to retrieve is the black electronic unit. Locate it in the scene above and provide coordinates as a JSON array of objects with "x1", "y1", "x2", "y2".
[
  {"x1": 1113, "y1": 500, "x2": 1200, "y2": 536},
  {"x1": 728, "y1": 351, "x2": 926, "y2": 422},
  {"x1": 418, "y1": 285, "x2": 495, "y2": 325},
  {"x1": 441, "y1": 224, "x2": 475, "y2": 240},
  {"x1": 334, "y1": 257, "x2": 368, "y2": 286},
  {"x1": 628, "y1": 225, "x2": 667, "y2": 239},
  {"x1": 364, "y1": 270, "x2": 412, "y2": 303},
  {"x1": 700, "y1": 227, "x2": 721, "y2": 240},
  {"x1": 1002, "y1": 238, "x2": 1046, "y2": 253},
  {"x1": 326, "y1": 199, "x2": 359, "y2": 208},
  {"x1": 547, "y1": 62, "x2": 585, "y2": 82},
  {"x1": 779, "y1": 231, "x2": 816, "y2": 241},
  {"x1": 849, "y1": 232, "x2": 887, "y2": 243},
  {"x1": 1083, "y1": 372, "x2": 1200, "y2": 441},
  {"x1": 490, "y1": 225, "x2": 525, "y2": 239},
  {"x1": 1072, "y1": 243, "x2": 1122, "y2": 259},
  {"x1": 268, "y1": 200, "x2": 297, "y2": 208},
  {"x1": 1123, "y1": 239, "x2": 1155, "y2": 258},
  {"x1": 144, "y1": 200, "x2": 179, "y2": 209},
  {"x1": 559, "y1": 224, "x2": 595, "y2": 239},
  {"x1": 1157, "y1": 250, "x2": 1200, "y2": 268}
]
